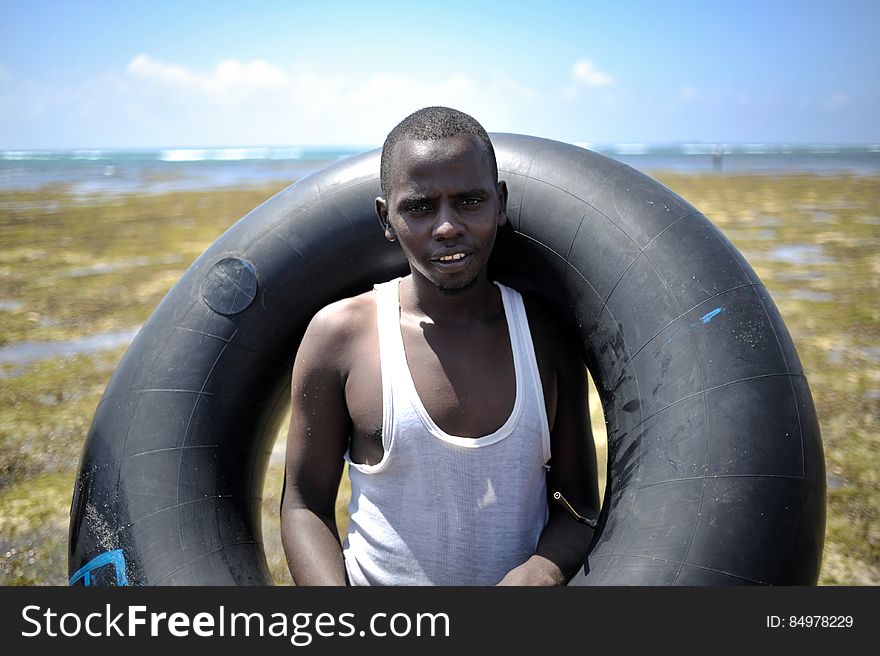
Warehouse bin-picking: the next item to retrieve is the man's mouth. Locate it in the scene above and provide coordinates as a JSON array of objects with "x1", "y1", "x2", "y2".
[
  {"x1": 431, "y1": 247, "x2": 472, "y2": 263},
  {"x1": 436, "y1": 252, "x2": 467, "y2": 262}
]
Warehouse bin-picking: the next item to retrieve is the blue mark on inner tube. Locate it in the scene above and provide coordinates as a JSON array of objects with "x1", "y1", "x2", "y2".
[
  {"x1": 201, "y1": 257, "x2": 258, "y2": 315},
  {"x1": 69, "y1": 548, "x2": 129, "y2": 586},
  {"x1": 700, "y1": 307, "x2": 724, "y2": 324}
]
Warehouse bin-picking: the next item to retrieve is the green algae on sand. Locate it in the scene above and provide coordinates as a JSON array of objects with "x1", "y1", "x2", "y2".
[{"x1": 1, "y1": 174, "x2": 877, "y2": 585}]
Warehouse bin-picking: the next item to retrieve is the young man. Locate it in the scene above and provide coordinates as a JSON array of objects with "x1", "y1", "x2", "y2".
[{"x1": 281, "y1": 107, "x2": 599, "y2": 585}]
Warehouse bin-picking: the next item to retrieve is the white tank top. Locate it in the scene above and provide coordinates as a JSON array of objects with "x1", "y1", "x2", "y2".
[{"x1": 342, "y1": 277, "x2": 551, "y2": 586}]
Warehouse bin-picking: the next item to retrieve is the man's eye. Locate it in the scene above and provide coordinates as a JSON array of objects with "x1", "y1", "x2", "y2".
[
  {"x1": 460, "y1": 198, "x2": 481, "y2": 207},
  {"x1": 407, "y1": 204, "x2": 431, "y2": 214}
]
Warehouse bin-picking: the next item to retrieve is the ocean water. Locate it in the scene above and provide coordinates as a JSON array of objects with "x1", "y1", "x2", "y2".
[
  {"x1": 1, "y1": 143, "x2": 878, "y2": 194},
  {"x1": 0, "y1": 146, "x2": 359, "y2": 194}
]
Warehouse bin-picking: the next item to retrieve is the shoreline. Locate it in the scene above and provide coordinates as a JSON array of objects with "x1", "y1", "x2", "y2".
[{"x1": 3, "y1": 161, "x2": 880, "y2": 197}]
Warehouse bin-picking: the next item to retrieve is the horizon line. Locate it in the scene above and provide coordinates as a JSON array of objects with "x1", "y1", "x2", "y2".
[{"x1": 3, "y1": 141, "x2": 880, "y2": 154}]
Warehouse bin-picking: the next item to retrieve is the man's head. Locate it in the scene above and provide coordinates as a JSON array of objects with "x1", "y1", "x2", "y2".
[
  {"x1": 375, "y1": 107, "x2": 507, "y2": 293},
  {"x1": 379, "y1": 106, "x2": 498, "y2": 199}
]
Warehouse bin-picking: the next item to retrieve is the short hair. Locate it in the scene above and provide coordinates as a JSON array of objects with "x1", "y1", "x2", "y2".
[{"x1": 379, "y1": 106, "x2": 498, "y2": 197}]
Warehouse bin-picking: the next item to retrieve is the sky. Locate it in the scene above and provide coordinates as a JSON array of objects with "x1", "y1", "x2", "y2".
[{"x1": 1, "y1": 0, "x2": 878, "y2": 149}]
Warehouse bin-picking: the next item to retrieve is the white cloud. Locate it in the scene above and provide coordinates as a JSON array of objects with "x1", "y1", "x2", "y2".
[
  {"x1": 124, "y1": 55, "x2": 494, "y2": 117},
  {"x1": 112, "y1": 55, "x2": 542, "y2": 146},
  {"x1": 571, "y1": 59, "x2": 615, "y2": 88},
  {"x1": 127, "y1": 54, "x2": 290, "y2": 95},
  {"x1": 1, "y1": 54, "x2": 546, "y2": 147}
]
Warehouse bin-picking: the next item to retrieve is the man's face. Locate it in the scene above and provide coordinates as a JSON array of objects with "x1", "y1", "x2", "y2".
[{"x1": 376, "y1": 134, "x2": 507, "y2": 292}]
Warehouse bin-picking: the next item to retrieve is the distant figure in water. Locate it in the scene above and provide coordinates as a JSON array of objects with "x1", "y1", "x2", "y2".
[{"x1": 712, "y1": 145, "x2": 723, "y2": 172}]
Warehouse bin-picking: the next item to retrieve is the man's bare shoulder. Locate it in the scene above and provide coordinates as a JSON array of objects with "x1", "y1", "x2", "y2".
[
  {"x1": 296, "y1": 289, "x2": 377, "y2": 374},
  {"x1": 311, "y1": 289, "x2": 375, "y2": 334},
  {"x1": 302, "y1": 289, "x2": 376, "y2": 348}
]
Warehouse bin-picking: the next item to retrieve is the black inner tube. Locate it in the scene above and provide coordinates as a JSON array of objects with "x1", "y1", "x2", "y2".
[{"x1": 68, "y1": 134, "x2": 825, "y2": 586}]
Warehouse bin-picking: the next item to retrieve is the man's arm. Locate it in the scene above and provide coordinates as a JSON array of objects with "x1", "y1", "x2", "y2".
[
  {"x1": 280, "y1": 304, "x2": 353, "y2": 585},
  {"x1": 497, "y1": 310, "x2": 600, "y2": 586}
]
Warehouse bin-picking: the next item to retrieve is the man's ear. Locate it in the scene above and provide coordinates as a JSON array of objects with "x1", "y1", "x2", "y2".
[
  {"x1": 375, "y1": 196, "x2": 396, "y2": 242},
  {"x1": 496, "y1": 180, "x2": 509, "y2": 228}
]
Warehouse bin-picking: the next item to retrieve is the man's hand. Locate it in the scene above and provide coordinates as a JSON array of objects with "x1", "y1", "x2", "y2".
[{"x1": 496, "y1": 555, "x2": 566, "y2": 586}]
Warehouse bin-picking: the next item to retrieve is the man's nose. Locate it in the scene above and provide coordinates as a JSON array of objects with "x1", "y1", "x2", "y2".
[{"x1": 432, "y1": 203, "x2": 464, "y2": 239}]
